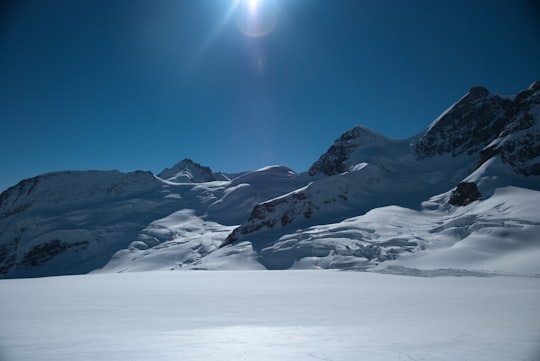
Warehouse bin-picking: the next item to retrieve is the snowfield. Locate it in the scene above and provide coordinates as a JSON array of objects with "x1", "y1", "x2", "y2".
[{"x1": 1, "y1": 271, "x2": 539, "y2": 361}]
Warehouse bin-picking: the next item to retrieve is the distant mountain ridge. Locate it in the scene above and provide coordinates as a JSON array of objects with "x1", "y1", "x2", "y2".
[{"x1": 1, "y1": 82, "x2": 539, "y2": 278}]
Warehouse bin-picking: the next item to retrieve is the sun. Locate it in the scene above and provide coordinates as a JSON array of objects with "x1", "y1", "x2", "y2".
[{"x1": 236, "y1": 0, "x2": 277, "y2": 38}]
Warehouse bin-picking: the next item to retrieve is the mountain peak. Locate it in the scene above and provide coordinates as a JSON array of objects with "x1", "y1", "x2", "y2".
[
  {"x1": 158, "y1": 159, "x2": 216, "y2": 183},
  {"x1": 415, "y1": 83, "x2": 540, "y2": 175},
  {"x1": 308, "y1": 125, "x2": 388, "y2": 176},
  {"x1": 467, "y1": 85, "x2": 490, "y2": 100},
  {"x1": 344, "y1": 125, "x2": 382, "y2": 139},
  {"x1": 415, "y1": 85, "x2": 512, "y2": 159}
]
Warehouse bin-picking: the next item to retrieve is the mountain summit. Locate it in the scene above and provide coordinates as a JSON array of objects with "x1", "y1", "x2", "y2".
[
  {"x1": 416, "y1": 82, "x2": 540, "y2": 175},
  {"x1": 308, "y1": 126, "x2": 392, "y2": 176},
  {"x1": 158, "y1": 158, "x2": 220, "y2": 183},
  {"x1": 1, "y1": 83, "x2": 539, "y2": 278}
]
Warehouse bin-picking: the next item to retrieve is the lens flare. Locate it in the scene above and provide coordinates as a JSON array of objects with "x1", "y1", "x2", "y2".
[{"x1": 237, "y1": 1, "x2": 276, "y2": 38}]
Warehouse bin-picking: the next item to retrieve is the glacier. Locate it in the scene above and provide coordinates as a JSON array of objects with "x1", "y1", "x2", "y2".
[{"x1": 1, "y1": 271, "x2": 539, "y2": 361}]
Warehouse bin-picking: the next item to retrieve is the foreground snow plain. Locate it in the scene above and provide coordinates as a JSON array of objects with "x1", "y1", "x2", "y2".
[{"x1": 1, "y1": 271, "x2": 539, "y2": 361}]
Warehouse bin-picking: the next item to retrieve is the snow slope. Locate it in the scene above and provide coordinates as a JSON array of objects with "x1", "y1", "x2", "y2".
[
  {"x1": 0, "y1": 165, "x2": 304, "y2": 278},
  {"x1": 191, "y1": 157, "x2": 540, "y2": 275},
  {"x1": 1, "y1": 271, "x2": 539, "y2": 361},
  {"x1": 0, "y1": 170, "x2": 178, "y2": 277}
]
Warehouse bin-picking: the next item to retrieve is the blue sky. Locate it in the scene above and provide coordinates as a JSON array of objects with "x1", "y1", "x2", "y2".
[{"x1": 1, "y1": 0, "x2": 539, "y2": 192}]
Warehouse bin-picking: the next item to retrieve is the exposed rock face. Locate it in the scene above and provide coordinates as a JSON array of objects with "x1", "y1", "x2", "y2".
[
  {"x1": 479, "y1": 82, "x2": 540, "y2": 175},
  {"x1": 449, "y1": 182, "x2": 482, "y2": 206},
  {"x1": 21, "y1": 240, "x2": 89, "y2": 268},
  {"x1": 308, "y1": 126, "x2": 387, "y2": 176},
  {"x1": 415, "y1": 86, "x2": 513, "y2": 159},
  {"x1": 416, "y1": 82, "x2": 540, "y2": 175},
  {"x1": 221, "y1": 191, "x2": 315, "y2": 247}
]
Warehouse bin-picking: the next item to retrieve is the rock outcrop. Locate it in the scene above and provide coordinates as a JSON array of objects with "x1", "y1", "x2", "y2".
[{"x1": 449, "y1": 182, "x2": 482, "y2": 206}]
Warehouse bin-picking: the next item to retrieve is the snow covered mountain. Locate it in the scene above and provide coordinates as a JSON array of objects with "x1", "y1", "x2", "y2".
[
  {"x1": 1, "y1": 82, "x2": 539, "y2": 278},
  {"x1": 222, "y1": 82, "x2": 540, "y2": 246},
  {"x1": 0, "y1": 163, "x2": 305, "y2": 277}
]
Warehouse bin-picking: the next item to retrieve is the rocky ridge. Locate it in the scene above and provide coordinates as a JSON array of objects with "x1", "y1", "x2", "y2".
[{"x1": 416, "y1": 82, "x2": 540, "y2": 175}]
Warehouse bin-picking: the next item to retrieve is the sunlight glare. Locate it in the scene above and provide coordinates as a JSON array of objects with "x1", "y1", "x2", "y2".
[
  {"x1": 188, "y1": 0, "x2": 241, "y2": 69},
  {"x1": 237, "y1": 0, "x2": 276, "y2": 38}
]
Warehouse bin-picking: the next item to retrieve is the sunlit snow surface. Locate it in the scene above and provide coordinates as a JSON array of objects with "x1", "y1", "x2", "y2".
[{"x1": 1, "y1": 271, "x2": 539, "y2": 361}]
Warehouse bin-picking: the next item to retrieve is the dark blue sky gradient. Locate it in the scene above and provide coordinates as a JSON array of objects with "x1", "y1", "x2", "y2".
[{"x1": 1, "y1": 0, "x2": 539, "y2": 191}]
